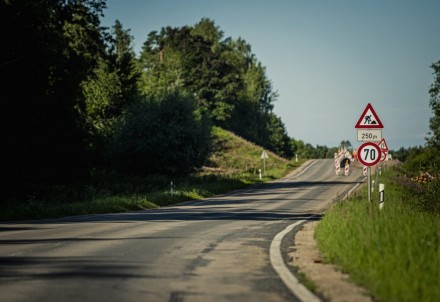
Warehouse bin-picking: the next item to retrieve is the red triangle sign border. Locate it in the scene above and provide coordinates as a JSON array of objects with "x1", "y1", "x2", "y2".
[
  {"x1": 377, "y1": 138, "x2": 389, "y2": 152},
  {"x1": 355, "y1": 103, "x2": 384, "y2": 129}
]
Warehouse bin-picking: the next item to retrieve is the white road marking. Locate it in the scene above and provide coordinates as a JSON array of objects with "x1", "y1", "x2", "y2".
[
  {"x1": 270, "y1": 219, "x2": 321, "y2": 302},
  {"x1": 270, "y1": 179, "x2": 364, "y2": 302},
  {"x1": 284, "y1": 160, "x2": 319, "y2": 181}
]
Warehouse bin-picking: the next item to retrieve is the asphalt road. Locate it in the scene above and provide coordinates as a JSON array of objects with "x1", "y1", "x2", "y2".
[{"x1": 0, "y1": 159, "x2": 364, "y2": 302}]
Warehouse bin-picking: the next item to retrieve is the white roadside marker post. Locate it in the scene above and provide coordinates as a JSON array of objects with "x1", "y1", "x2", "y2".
[{"x1": 379, "y1": 183, "x2": 385, "y2": 210}]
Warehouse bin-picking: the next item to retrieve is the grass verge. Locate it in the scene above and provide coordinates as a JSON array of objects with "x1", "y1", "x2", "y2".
[
  {"x1": 1, "y1": 166, "x2": 301, "y2": 221},
  {"x1": 1, "y1": 127, "x2": 304, "y2": 221},
  {"x1": 315, "y1": 166, "x2": 440, "y2": 302}
]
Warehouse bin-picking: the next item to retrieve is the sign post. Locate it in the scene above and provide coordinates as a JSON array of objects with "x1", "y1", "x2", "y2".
[
  {"x1": 261, "y1": 150, "x2": 269, "y2": 175},
  {"x1": 358, "y1": 142, "x2": 382, "y2": 202},
  {"x1": 355, "y1": 103, "x2": 385, "y2": 203},
  {"x1": 355, "y1": 102, "x2": 384, "y2": 143}
]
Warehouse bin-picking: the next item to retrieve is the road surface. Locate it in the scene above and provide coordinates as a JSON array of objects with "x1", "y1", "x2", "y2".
[{"x1": 0, "y1": 159, "x2": 363, "y2": 302}]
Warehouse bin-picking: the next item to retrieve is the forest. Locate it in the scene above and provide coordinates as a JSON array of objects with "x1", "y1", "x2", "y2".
[
  {"x1": 0, "y1": 0, "x2": 330, "y2": 185},
  {"x1": 1, "y1": 1, "x2": 286, "y2": 180}
]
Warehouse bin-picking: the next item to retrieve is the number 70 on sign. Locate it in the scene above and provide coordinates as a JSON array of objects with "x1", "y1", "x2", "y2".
[{"x1": 358, "y1": 142, "x2": 382, "y2": 166}]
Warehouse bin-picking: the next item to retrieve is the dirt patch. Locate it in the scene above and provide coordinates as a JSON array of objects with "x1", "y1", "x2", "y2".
[{"x1": 289, "y1": 221, "x2": 374, "y2": 302}]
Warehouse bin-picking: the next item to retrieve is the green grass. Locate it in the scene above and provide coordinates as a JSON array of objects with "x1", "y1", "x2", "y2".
[
  {"x1": 1, "y1": 127, "x2": 303, "y2": 221},
  {"x1": 315, "y1": 166, "x2": 440, "y2": 302}
]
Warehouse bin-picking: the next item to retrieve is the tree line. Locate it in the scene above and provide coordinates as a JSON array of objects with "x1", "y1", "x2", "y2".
[
  {"x1": 392, "y1": 57, "x2": 440, "y2": 171},
  {"x1": 1, "y1": 0, "x2": 298, "y2": 187},
  {"x1": 3, "y1": 0, "x2": 439, "y2": 190}
]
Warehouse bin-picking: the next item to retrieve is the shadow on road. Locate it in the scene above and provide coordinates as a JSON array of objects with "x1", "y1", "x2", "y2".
[{"x1": 0, "y1": 178, "x2": 363, "y2": 226}]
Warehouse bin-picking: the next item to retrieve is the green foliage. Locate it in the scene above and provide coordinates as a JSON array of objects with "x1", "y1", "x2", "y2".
[
  {"x1": 391, "y1": 146, "x2": 412, "y2": 162},
  {"x1": 339, "y1": 140, "x2": 352, "y2": 149},
  {"x1": 110, "y1": 91, "x2": 212, "y2": 175},
  {"x1": 428, "y1": 57, "x2": 440, "y2": 150},
  {"x1": 403, "y1": 146, "x2": 440, "y2": 173},
  {"x1": 1, "y1": 0, "x2": 106, "y2": 184},
  {"x1": 418, "y1": 178, "x2": 440, "y2": 214},
  {"x1": 207, "y1": 127, "x2": 292, "y2": 177},
  {"x1": 81, "y1": 58, "x2": 123, "y2": 151},
  {"x1": 291, "y1": 139, "x2": 333, "y2": 159},
  {"x1": 109, "y1": 20, "x2": 140, "y2": 103},
  {"x1": 80, "y1": 20, "x2": 140, "y2": 163},
  {"x1": 315, "y1": 168, "x2": 440, "y2": 302},
  {"x1": 138, "y1": 19, "x2": 292, "y2": 158},
  {"x1": 264, "y1": 113, "x2": 293, "y2": 157},
  {"x1": 1, "y1": 0, "x2": 313, "y2": 206}
]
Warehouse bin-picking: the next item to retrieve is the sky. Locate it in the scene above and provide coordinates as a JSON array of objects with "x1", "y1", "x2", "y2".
[{"x1": 101, "y1": 0, "x2": 440, "y2": 150}]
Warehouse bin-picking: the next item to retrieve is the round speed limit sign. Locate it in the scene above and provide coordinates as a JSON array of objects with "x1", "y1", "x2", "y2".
[{"x1": 358, "y1": 142, "x2": 382, "y2": 166}]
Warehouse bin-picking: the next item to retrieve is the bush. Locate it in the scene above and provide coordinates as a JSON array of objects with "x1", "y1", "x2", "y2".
[
  {"x1": 110, "y1": 90, "x2": 212, "y2": 175},
  {"x1": 403, "y1": 147, "x2": 440, "y2": 173}
]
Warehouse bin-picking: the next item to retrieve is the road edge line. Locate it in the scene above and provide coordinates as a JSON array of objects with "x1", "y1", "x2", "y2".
[
  {"x1": 271, "y1": 179, "x2": 365, "y2": 301},
  {"x1": 270, "y1": 219, "x2": 321, "y2": 302}
]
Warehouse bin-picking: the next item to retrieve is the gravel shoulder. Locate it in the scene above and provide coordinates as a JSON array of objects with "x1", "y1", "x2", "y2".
[{"x1": 289, "y1": 221, "x2": 374, "y2": 302}]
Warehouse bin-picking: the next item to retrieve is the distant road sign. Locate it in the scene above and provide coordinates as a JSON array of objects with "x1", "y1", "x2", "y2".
[
  {"x1": 261, "y1": 150, "x2": 269, "y2": 159},
  {"x1": 355, "y1": 103, "x2": 384, "y2": 129},
  {"x1": 376, "y1": 138, "x2": 389, "y2": 152},
  {"x1": 357, "y1": 129, "x2": 382, "y2": 142},
  {"x1": 358, "y1": 142, "x2": 382, "y2": 166},
  {"x1": 380, "y1": 150, "x2": 388, "y2": 162}
]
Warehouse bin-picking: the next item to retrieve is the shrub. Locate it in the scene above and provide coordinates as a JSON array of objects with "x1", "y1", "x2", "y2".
[
  {"x1": 110, "y1": 90, "x2": 211, "y2": 175},
  {"x1": 403, "y1": 147, "x2": 440, "y2": 173}
]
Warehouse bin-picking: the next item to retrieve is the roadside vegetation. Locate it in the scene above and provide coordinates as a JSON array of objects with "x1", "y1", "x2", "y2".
[
  {"x1": 316, "y1": 54, "x2": 440, "y2": 302},
  {"x1": 1, "y1": 127, "x2": 302, "y2": 221},
  {"x1": 1, "y1": 1, "x2": 333, "y2": 222},
  {"x1": 316, "y1": 161, "x2": 440, "y2": 301}
]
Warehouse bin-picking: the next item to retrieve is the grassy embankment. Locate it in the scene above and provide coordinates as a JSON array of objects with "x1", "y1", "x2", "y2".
[
  {"x1": 315, "y1": 164, "x2": 440, "y2": 302},
  {"x1": 1, "y1": 127, "x2": 302, "y2": 221}
]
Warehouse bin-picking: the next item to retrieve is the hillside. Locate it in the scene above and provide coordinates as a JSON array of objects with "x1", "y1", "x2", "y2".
[{"x1": 202, "y1": 127, "x2": 290, "y2": 176}]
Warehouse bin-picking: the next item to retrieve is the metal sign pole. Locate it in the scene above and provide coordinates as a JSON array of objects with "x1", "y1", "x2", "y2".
[
  {"x1": 263, "y1": 158, "x2": 266, "y2": 175},
  {"x1": 367, "y1": 167, "x2": 371, "y2": 203},
  {"x1": 375, "y1": 165, "x2": 379, "y2": 192}
]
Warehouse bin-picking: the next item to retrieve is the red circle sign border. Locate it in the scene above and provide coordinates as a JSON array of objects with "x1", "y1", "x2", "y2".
[{"x1": 358, "y1": 142, "x2": 382, "y2": 167}]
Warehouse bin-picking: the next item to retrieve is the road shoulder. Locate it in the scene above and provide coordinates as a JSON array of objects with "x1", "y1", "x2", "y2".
[{"x1": 289, "y1": 221, "x2": 374, "y2": 302}]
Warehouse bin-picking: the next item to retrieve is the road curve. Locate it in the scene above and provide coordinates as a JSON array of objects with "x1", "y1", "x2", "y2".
[{"x1": 0, "y1": 159, "x2": 364, "y2": 302}]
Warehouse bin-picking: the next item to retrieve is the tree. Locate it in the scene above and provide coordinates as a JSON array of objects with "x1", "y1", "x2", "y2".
[
  {"x1": 0, "y1": 0, "x2": 106, "y2": 184},
  {"x1": 264, "y1": 113, "x2": 293, "y2": 158},
  {"x1": 137, "y1": 19, "x2": 291, "y2": 158},
  {"x1": 292, "y1": 139, "x2": 306, "y2": 158},
  {"x1": 109, "y1": 20, "x2": 140, "y2": 105},
  {"x1": 340, "y1": 140, "x2": 352, "y2": 150},
  {"x1": 110, "y1": 91, "x2": 211, "y2": 175},
  {"x1": 80, "y1": 58, "x2": 123, "y2": 157},
  {"x1": 80, "y1": 20, "x2": 140, "y2": 164},
  {"x1": 139, "y1": 22, "x2": 245, "y2": 127},
  {"x1": 428, "y1": 58, "x2": 440, "y2": 150},
  {"x1": 138, "y1": 28, "x2": 185, "y2": 98}
]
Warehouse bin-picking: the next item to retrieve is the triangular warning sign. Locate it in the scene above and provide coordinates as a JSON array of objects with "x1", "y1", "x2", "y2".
[
  {"x1": 261, "y1": 150, "x2": 269, "y2": 159},
  {"x1": 355, "y1": 103, "x2": 384, "y2": 128},
  {"x1": 376, "y1": 138, "x2": 389, "y2": 152}
]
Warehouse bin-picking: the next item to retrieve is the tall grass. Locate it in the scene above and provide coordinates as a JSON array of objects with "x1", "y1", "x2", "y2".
[{"x1": 315, "y1": 167, "x2": 440, "y2": 301}]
